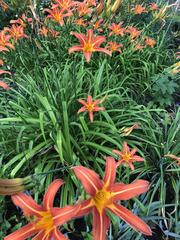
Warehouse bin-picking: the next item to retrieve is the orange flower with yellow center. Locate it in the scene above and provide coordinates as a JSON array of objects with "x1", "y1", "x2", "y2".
[
  {"x1": 69, "y1": 29, "x2": 111, "y2": 62},
  {"x1": 73, "y1": 157, "x2": 152, "y2": 240},
  {"x1": 0, "y1": 30, "x2": 15, "y2": 52},
  {"x1": 134, "y1": 4, "x2": 148, "y2": 14},
  {"x1": 109, "y1": 22, "x2": 125, "y2": 36},
  {"x1": 77, "y1": 95, "x2": 105, "y2": 122},
  {"x1": 5, "y1": 179, "x2": 79, "y2": 240},
  {"x1": 113, "y1": 142, "x2": 145, "y2": 170},
  {"x1": 5, "y1": 25, "x2": 28, "y2": 41},
  {"x1": 107, "y1": 41, "x2": 123, "y2": 53},
  {"x1": 145, "y1": 36, "x2": 156, "y2": 48},
  {"x1": 44, "y1": 7, "x2": 72, "y2": 26}
]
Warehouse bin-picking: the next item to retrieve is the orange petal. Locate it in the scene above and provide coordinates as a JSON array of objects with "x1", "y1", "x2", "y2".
[
  {"x1": 12, "y1": 193, "x2": 44, "y2": 217},
  {"x1": 52, "y1": 228, "x2": 68, "y2": 240},
  {"x1": 103, "y1": 157, "x2": 117, "y2": 189},
  {"x1": 77, "y1": 106, "x2": 87, "y2": 114},
  {"x1": 92, "y1": 207, "x2": 110, "y2": 240},
  {"x1": 84, "y1": 51, "x2": 92, "y2": 62},
  {"x1": 123, "y1": 142, "x2": 130, "y2": 153},
  {"x1": 108, "y1": 203, "x2": 152, "y2": 236},
  {"x1": 43, "y1": 179, "x2": 64, "y2": 210},
  {"x1": 73, "y1": 166, "x2": 103, "y2": 196},
  {"x1": 4, "y1": 223, "x2": 38, "y2": 240},
  {"x1": 74, "y1": 199, "x2": 92, "y2": 218},
  {"x1": 89, "y1": 111, "x2": 94, "y2": 122},
  {"x1": 52, "y1": 204, "x2": 80, "y2": 225},
  {"x1": 32, "y1": 230, "x2": 46, "y2": 240},
  {"x1": 112, "y1": 180, "x2": 149, "y2": 201},
  {"x1": 0, "y1": 80, "x2": 9, "y2": 90}
]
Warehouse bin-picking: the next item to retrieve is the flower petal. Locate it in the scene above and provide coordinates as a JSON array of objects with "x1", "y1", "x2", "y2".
[
  {"x1": 12, "y1": 193, "x2": 44, "y2": 217},
  {"x1": 84, "y1": 51, "x2": 92, "y2": 62},
  {"x1": 4, "y1": 223, "x2": 38, "y2": 240},
  {"x1": 0, "y1": 80, "x2": 9, "y2": 90},
  {"x1": 92, "y1": 207, "x2": 110, "y2": 240},
  {"x1": 70, "y1": 31, "x2": 87, "y2": 45},
  {"x1": 52, "y1": 204, "x2": 80, "y2": 225},
  {"x1": 111, "y1": 180, "x2": 149, "y2": 201},
  {"x1": 94, "y1": 47, "x2": 112, "y2": 56},
  {"x1": 74, "y1": 199, "x2": 93, "y2": 218},
  {"x1": 89, "y1": 111, "x2": 94, "y2": 122},
  {"x1": 52, "y1": 228, "x2": 68, "y2": 240},
  {"x1": 43, "y1": 179, "x2": 64, "y2": 210},
  {"x1": 103, "y1": 157, "x2": 117, "y2": 189},
  {"x1": 32, "y1": 231, "x2": 46, "y2": 240},
  {"x1": 108, "y1": 203, "x2": 152, "y2": 236},
  {"x1": 73, "y1": 166, "x2": 103, "y2": 196},
  {"x1": 123, "y1": 142, "x2": 129, "y2": 153},
  {"x1": 78, "y1": 106, "x2": 87, "y2": 114},
  {"x1": 68, "y1": 45, "x2": 83, "y2": 53}
]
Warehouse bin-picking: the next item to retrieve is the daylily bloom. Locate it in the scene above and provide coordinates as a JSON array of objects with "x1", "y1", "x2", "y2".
[
  {"x1": 74, "y1": 18, "x2": 87, "y2": 27},
  {"x1": 134, "y1": 43, "x2": 145, "y2": 51},
  {"x1": 126, "y1": 26, "x2": 141, "y2": 41},
  {"x1": 109, "y1": 22, "x2": 125, "y2": 37},
  {"x1": 107, "y1": 42, "x2": 123, "y2": 53},
  {"x1": 68, "y1": 29, "x2": 111, "y2": 62},
  {"x1": 145, "y1": 37, "x2": 156, "y2": 48},
  {"x1": 5, "y1": 179, "x2": 79, "y2": 240},
  {"x1": 39, "y1": 26, "x2": 49, "y2": 37},
  {"x1": 165, "y1": 154, "x2": 180, "y2": 166},
  {"x1": 113, "y1": 142, "x2": 144, "y2": 170},
  {"x1": 52, "y1": 0, "x2": 79, "y2": 10},
  {"x1": 134, "y1": 4, "x2": 148, "y2": 15},
  {"x1": 77, "y1": 2, "x2": 92, "y2": 16},
  {"x1": 92, "y1": 19, "x2": 103, "y2": 32},
  {"x1": 5, "y1": 25, "x2": 28, "y2": 42},
  {"x1": 44, "y1": 7, "x2": 72, "y2": 25},
  {"x1": 149, "y1": 3, "x2": 158, "y2": 11},
  {"x1": 0, "y1": 30, "x2": 15, "y2": 52},
  {"x1": 77, "y1": 95, "x2": 105, "y2": 122},
  {"x1": 10, "y1": 14, "x2": 32, "y2": 28},
  {"x1": 85, "y1": 0, "x2": 97, "y2": 7},
  {"x1": 73, "y1": 157, "x2": 152, "y2": 239},
  {"x1": 49, "y1": 29, "x2": 60, "y2": 38}
]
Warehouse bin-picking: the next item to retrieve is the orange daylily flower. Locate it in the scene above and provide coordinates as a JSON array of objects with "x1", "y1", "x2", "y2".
[
  {"x1": 10, "y1": 14, "x2": 32, "y2": 28},
  {"x1": 69, "y1": 29, "x2": 111, "y2": 62},
  {"x1": 77, "y1": 95, "x2": 105, "y2": 122},
  {"x1": 5, "y1": 25, "x2": 28, "y2": 41},
  {"x1": 73, "y1": 157, "x2": 152, "y2": 240},
  {"x1": 109, "y1": 22, "x2": 125, "y2": 37},
  {"x1": 92, "y1": 19, "x2": 104, "y2": 32},
  {"x1": 0, "y1": 30, "x2": 15, "y2": 52},
  {"x1": 107, "y1": 41, "x2": 123, "y2": 53},
  {"x1": 126, "y1": 26, "x2": 141, "y2": 41},
  {"x1": 149, "y1": 3, "x2": 158, "y2": 11},
  {"x1": 134, "y1": 4, "x2": 148, "y2": 15},
  {"x1": 134, "y1": 43, "x2": 145, "y2": 51},
  {"x1": 52, "y1": 0, "x2": 79, "y2": 10},
  {"x1": 49, "y1": 29, "x2": 60, "y2": 38},
  {"x1": 5, "y1": 179, "x2": 79, "y2": 240},
  {"x1": 145, "y1": 37, "x2": 156, "y2": 48},
  {"x1": 113, "y1": 142, "x2": 144, "y2": 170},
  {"x1": 165, "y1": 154, "x2": 180, "y2": 166},
  {"x1": 74, "y1": 18, "x2": 87, "y2": 27},
  {"x1": 77, "y1": 1, "x2": 92, "y2": 16},
  {"x1": 44, "y1": 7, "x2": 72, "y2": 25},
  {"x1": 86, "y1": 0, "x2": 97, "y2": 7},
  {"x1": 39, "y1": 26, "x2": 49, "y2": 37}
]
